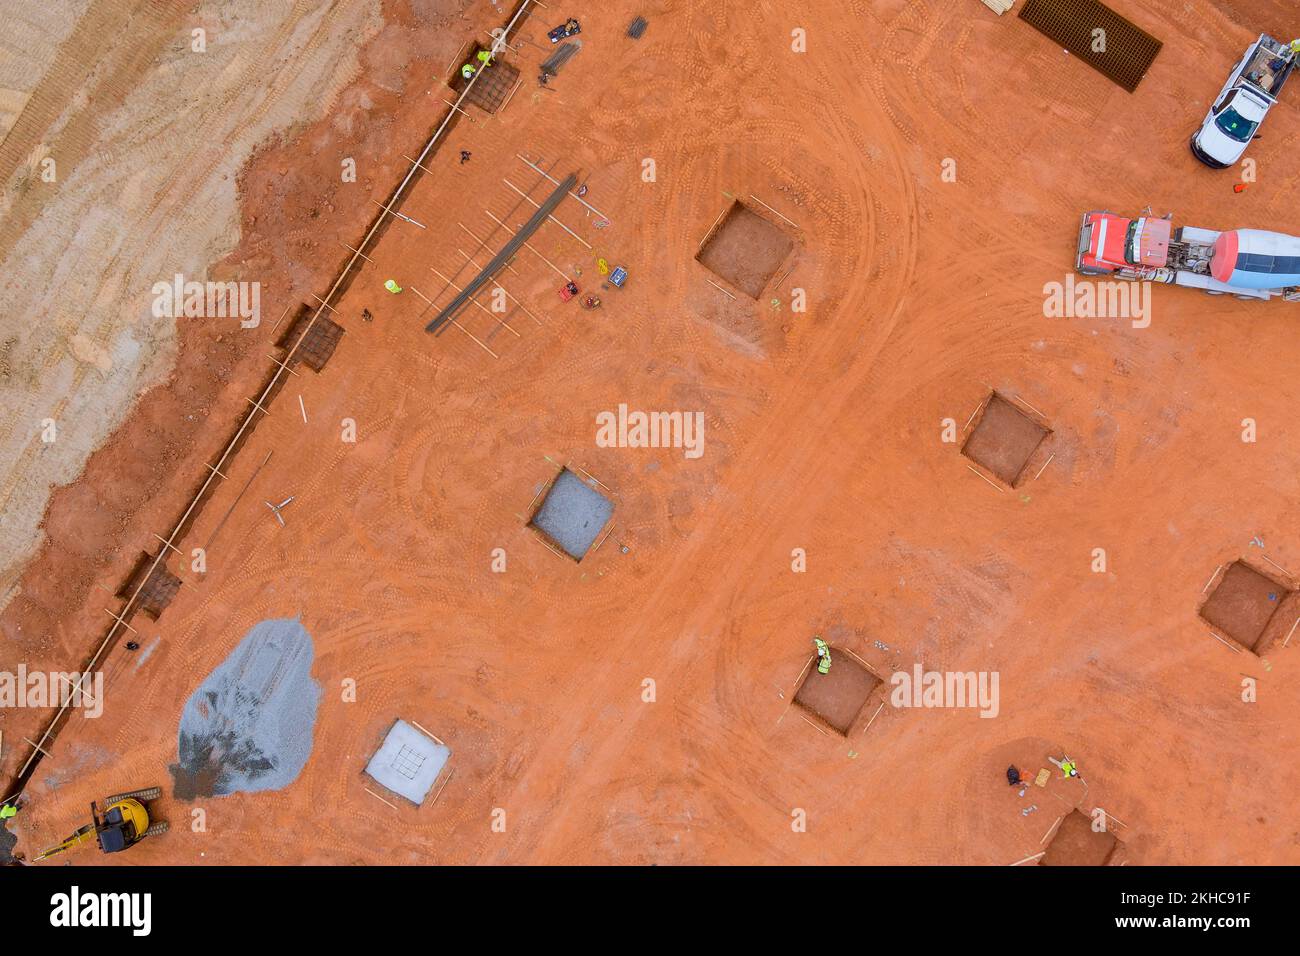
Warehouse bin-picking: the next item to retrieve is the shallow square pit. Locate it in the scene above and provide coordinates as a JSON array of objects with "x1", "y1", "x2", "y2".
[
  {"x1": 530, "y1": 468, "x2": 614, "y2": 561},
  {"x1": 1041, "y1": 809, "x2": 1117, "y2": 866},
  {"x1": 1200, "y1": 560, "x2": 1290, "y2": 652},
  {"x1": 961, "y1": 392, "x2": 1050, "y2": 486},
  {"x1": 364, "y1": 720, "x2": 451, "y2": 806},
  {"x1": 463, "y1": 56, "x2": 520, "y2": 114},
  {"x1": 793, "y1": 652, "x2": 881, "y2": 735},
  {"x1": 696, "y1": 201, "x2": 794, "y2": 298}
]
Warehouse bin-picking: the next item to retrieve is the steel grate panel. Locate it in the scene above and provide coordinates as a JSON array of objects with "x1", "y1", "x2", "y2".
[{"x1": 1019, "y1": 0, "x2": 1162, "y2": 93}]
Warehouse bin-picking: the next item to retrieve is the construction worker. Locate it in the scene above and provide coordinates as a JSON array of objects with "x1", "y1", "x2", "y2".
[
  {"x1": 476, "y1": 49, "x2": 494, "y2": 68},
  {"x1": 1050, "y1": 755, "x2": 1080, "y2": 779},
  {"x1": 0, "y1": 803, "x2": 16, "y2": 821},
  {"x1": 813, "y1": 637, "x2": 832, "y2": 674},
  {"x1": 384, "y1": 279, "x2": 402, "y2": 294},
  {"x1": 1291, "y1": 38, "x2": 1300, "y2": 56},
  {"x1": 461, "y1": 62, "x2": 476, "y2": 81}
]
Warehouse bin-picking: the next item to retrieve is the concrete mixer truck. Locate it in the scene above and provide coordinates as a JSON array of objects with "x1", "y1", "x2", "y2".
[{"x1": 1075, "y1": 211, "x2": 1300, "y2": 301}]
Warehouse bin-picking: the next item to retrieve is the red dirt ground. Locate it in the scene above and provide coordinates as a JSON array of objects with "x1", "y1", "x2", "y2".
[
  {"x1": 7, "y1": 0, "x2": 1300, "y2": 866},
  {"x1": 962, "y1": 392, "x2": 1052, "y2": 486},
  {"x1": 1041, "y1": 809, "x2": 1119, "y2": 866}
]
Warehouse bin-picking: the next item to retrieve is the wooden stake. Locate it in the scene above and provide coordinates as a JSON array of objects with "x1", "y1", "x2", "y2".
[
  {"x1": 502, "y1": 178, "x2": 592, "y2": 249},
  {"x1": 483, "y1": 209, "x2": 570, "y2": 281},
  {"x1": 703, "y1": 277, "x2": 736, "y2": 300},
  {"x1": 339, "y1": 240, "x2": 374, "y2": 264},
  {"x1": 862, "y1": 701, "x2": 886, "y2": 732},
  {"x1": 1283, "y1": 616, "x2": 1300, "y2": 647},
  {"x1": 456, "y1": 249, "x2": 544, "y2": 325},
  {"x1": 458, "y1": 222, "x2": 522, "y2": 277},
  {"x1": 103, "y1": 609, "x2": 138, "y2": 635},
  {"x1": 410, "y1": 286, "x2": 498, "y2": 358},
  {"x1": 799, "y1": 712, "x2": 830, "y2": 736},
  {"x1": 748, "y1": 193, "x2": 798, "y2": 229},
  {"x1": 499, "y1": 77, "x2": 524, "y2": 113},
  {"x1": 372, "y1": 199, "x2": 427, "y2": 229},
  {"x1": 516, "y1": 153, "x2": 610, "y2": 221},
  {"x1": 967, "y1": 465, "x2": 1004, "y2": 492},
  {"x1": 1260, "y1": 554, "x2": 1293, "y2": 579},
  {"x1": 1012, "y1": 393, "x2": 1046, "y2": 417},
  {"x1": 270, "y1": 303, "x2": 292, "y2": 334},
  {"x1": 23, "y1": 736, "x2": 53, "y2": 759},
  {"x1": 267, "y1": 353, "x2": 300, "y2": 377},
  {"x1": 699, "y1": 206, "x2": 728, "y2": 248},
  {"x1": 429, "y1": 265, "x2": 521, "y2": 337},
  {"x1": 1205, "y1": 629, "x2": 1242, "y2": 653},
  {"x1": 410, "y1": 720, "x2": 446, "y2": 746},
  {"x1": 1202, "y1": 565, "x2": 1224, "y2": 593},
  {"x1": 429, "y1": 768, "x2": 455, "y2": 806},
  {"x1": 363, "y1": 787, "x2": 400, "y2": 811},
  {"x1": 152, "y1": 533, "x2": 182, "y2": 556}
]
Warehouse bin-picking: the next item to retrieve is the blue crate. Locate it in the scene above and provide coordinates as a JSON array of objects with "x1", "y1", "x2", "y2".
[{"x1": 609, "y1": 267, "x2": 627, "y2": 288}]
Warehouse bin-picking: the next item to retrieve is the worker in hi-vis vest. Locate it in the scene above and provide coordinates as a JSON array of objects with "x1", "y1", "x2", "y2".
[
  {"x1": 813, "y1": 637, "x2": 831, "y2": 674},
  {"x1": 476, "y1": 49, "x2": 494, "y2": 68},
  {"x1": 385, "y1": 279, "x2": 402, "y2": 294},
  {"x1": 461, "y1": 62, "x2": 476, "y2": 80}
]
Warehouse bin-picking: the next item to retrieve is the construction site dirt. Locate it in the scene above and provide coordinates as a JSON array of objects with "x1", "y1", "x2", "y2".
[{"x1": 4, "y1": 0, "x2": 1300, "y2": 869}]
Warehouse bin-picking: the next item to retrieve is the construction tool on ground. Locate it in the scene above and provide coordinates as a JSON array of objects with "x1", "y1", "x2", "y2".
[
  {"x1": 540, "y1": 41, "x2": 581, "y2": 81},
  {"x1": 609, "y1": 266, "x2": 628, "y2": 288},
  {"x1": 265, "y1": 496, "x2": 295, "y2": 526},
  {"x1": 559, "y1": 281, "x2": 580, "y2": 302},
  {"x1": 34, "y1": 787, "x2": 168, "y2": 861}
]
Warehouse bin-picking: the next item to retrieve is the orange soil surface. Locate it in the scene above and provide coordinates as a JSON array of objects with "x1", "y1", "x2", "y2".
[{"x1": 8, "y1": 0, "x2": 1300, "y2": 865}]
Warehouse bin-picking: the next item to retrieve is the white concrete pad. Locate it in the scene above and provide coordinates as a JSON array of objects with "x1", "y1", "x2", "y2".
[{"x1": 364, "y1": 719, "x2": 451, "y2": 805}]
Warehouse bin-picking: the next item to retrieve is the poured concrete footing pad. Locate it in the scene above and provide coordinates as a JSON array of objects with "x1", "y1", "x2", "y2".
[
  {"x1": 531, "y1": 468, "x2": 614, "y2": 560},
  {"x1": 364, "y1": 720, "x2": 451, "y2": 806}
]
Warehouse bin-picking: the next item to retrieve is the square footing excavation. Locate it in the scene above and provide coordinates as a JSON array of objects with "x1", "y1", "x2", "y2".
[
  {"x1": 118, "y1": 552, "x2": 182, "y2": 620},
  {"x1": 697, "y1": 201, "x2": 794, "y2": 298},
  {"x1": 280, "y1": 306, "x2": 345, "y2": 372},
  {"x1": 1200, "y1": 560, "x2": 1292, "y2": 653},
  {"x1": 364, "y1": 720, "x2": 451, "y2": 806},
  {"x1": 962, "y1": 392, "x2": 1051, "y2": 487},
  {"x1": 793, "y1": 652, "x2": 882, "y2": 735},
  {"x1": 463, "y1": 59, "x2": 521, "y2": 114},
  {"x1": 1041, "y1": 809, "x2": 1117, "y2": 866},
  {"x1": 529, "y1": 468, "x2": 614, "y2": 561}
]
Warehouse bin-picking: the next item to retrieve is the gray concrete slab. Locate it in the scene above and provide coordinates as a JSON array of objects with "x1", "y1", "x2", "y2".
[
  {"x1": 530, "y1": 468, "x2": 614, "y2": 560},
  {"x1": 364, "y1": 720, "x2": 451, "y2": 806}
]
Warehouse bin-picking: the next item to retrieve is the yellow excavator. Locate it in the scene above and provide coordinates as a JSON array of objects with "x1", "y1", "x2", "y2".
[{"x1": 34, "y1": 787, "x2": 168, "y2": 862}]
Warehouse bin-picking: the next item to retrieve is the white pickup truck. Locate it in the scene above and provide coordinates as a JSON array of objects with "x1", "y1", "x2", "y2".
[{"x1": 1190, "y1": 34, "x2": 1296, "y2": 168}]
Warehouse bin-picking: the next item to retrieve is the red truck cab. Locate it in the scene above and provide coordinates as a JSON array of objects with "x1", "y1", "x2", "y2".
[{"x1": 1076, "y1": 212, "x2": 1171, "y2": 277}]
